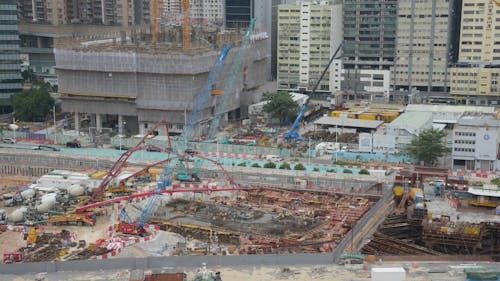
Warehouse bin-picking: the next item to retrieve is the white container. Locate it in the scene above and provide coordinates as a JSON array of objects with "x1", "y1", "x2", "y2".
[
  {"x1": 36, "y1": 193, "x2": 57, "y2": 212},
  {"x1": 8, "y1": 207, "x2": 27, "y2": 222},
  {"x1": 67, "y1": 184, "x2": 85, "y2": 197},
  {"x1": 372, "y1": 267, "x2": 406, "y2": 281}
]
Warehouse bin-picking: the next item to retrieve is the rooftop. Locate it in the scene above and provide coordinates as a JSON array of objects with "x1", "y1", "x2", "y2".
[
  {"x1": 406, "y1": 104, "x2": 496, "y2": 114},
  {"x1": 387, "y1": 112, "x2": 432, "y2": 135},
  {"x1": 314, "y1": 116, "x2": 383, "y2": 129},
  {"x1": 457, "y1": 112, "x2": 500, "y2": 127}
]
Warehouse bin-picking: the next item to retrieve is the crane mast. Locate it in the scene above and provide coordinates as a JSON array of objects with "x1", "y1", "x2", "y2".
[{"x1": 207, "y1": 18, "x2": 256, "y2": 141}]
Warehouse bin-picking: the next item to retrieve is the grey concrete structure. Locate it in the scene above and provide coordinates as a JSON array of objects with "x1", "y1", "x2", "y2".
[{"x1": 55, "y1": 36, "x2": 270, "y2": 135}]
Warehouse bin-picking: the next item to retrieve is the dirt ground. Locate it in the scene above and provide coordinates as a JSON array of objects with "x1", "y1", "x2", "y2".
[
  {"x1": 0, "y1": 230, "x2": 26, "y2": 262},
  {"x1": 0, "y1": 175, "x2": 33, "y2": 193}
]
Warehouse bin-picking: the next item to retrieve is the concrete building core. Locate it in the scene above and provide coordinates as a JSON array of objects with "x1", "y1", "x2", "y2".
[{"x1": 55, "y1": 31, "x2": 270, "y2": 137}]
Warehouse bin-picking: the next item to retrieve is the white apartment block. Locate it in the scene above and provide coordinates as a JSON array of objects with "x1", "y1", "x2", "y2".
[
  {"x1": 393, "y1": 0, "x2": 454, "y2": 92},
  {"x1": 452, "y1": 112, "x2": 500, "y2": 171},
  {"x1": 277, "y1": 1, "x2": 335, "y2": 92}
]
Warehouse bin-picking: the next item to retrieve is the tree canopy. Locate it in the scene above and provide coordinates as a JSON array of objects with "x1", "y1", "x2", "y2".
[
  {"x1": 406, "y1": 128, "x2": 450, "y2": 166},
  {"x1": 10, "y1": 84, "x2": 55, "y2": 122},
  {"x1": 262, "y1": 91, "x2": 299, "y2": 124}
]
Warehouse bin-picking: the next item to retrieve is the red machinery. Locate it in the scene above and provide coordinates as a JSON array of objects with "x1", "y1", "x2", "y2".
[
  {"x1": 3, "y1": 252, "x2": 22, "y2": 264},
  {"x1": 115, "y1": 222, "x2": 147, "y2": 237},
  {"x1": 89, "y1": 120, "x2": 172, "y2": 202}
]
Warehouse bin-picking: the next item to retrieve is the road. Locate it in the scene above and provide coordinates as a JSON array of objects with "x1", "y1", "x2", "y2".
[{"x1": 0, "y1": 143, "x2": 367, "y2": 175}]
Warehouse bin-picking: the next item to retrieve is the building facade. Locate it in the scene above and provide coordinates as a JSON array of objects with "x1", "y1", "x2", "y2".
[
  {"x1": 449, "y1": 0, "x2": 500, "y2": 105},
  {"x1": 393, "y1": 0, "x2": 460, "y2": 93},
  {"x1": 17, "y1": 0, "x2": 151, "y2": 26},
  {"x1": 341, "y1": 0, "x2": 397, "y2": 100},
  {"x1": 0, "y1": 0, "x2": 22, "y2": 113},
  {"x1": 452, "y1": 112, "x2": 500, "y2": 171},
  {"x1": 163, "y1": 0, "x2": 224, "y2": 26},
  {"x1": 55, "y1": 35, "x2": 270, "y2": 136},
  {"x1": 225, "y1": 0, "x2": 252, "y2": 29},
  {"x1": 277, "y1": 1, "x2": 334, "y2": 92}
]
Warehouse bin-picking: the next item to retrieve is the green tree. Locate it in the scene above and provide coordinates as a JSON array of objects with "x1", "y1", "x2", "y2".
[
  {"x1": 343, "y1": 169, "x2": 353, "y2": 174},
  {"x1": 279, "y1": 162, "x2": 291, "y2": 170},
  {"x1": 294, "y1": 163, "x2": 306, "y2": 170},
  {"x1": 262, "y1": 91, "x2": 299, "y2": 124},
  {"x1": 313, "y1": 167, "x2": 320, "y2": 172},
  {"x1": 359, "y1": 169, "x2": 370, "y2": 175},
  {"x1": 251, "y1": 163, "x2": 261, "y2": 168},
  {"x1": 264, "y1": 162, "x2": 276, "y2": 169},
  {"x1": 407, "y1": 128, "x2": 450, "y2": 166},
  {"x1": 237, "y1": 162, "x2": 247, "y2": 167},
  {"x1": 11, "y1": 85, "x2": 55, "y2": 122}
]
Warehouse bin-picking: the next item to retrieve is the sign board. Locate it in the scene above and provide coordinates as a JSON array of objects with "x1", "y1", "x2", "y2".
[
  {"x1": 20, "y1": 54, "x2": 29, "y2": 66},
  {"x1": 358, "y1": 133, "x2": 372, "y2": 153},
  {"x1": 475, "y1": 129, "x2": 497, "y2": 160}
]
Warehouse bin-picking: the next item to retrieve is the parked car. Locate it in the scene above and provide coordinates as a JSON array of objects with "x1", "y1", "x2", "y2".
[
  {"x1": 66, "y1": 139, "x2": 81, "y2": 148},
  {"x1": 146, "y1": 146, "x2": 162, "y2": 152},
  {"x1": 1, "y1": 138, "x2": 16, "y2": 144},
  {"x1": 32, "y1": 145, "x2": 60, "y2": 152}
]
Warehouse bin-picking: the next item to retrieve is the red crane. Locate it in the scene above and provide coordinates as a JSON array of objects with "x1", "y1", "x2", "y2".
[{"x1": 89, "y1": 120, "x2": 172, "y2": 202}]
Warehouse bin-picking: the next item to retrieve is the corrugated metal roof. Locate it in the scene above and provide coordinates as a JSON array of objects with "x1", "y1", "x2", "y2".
[
  {"x1": 406, "y1": 104, "x2": 495, "y2": 113},
  {"x1": 313, "y1": 116, "x2": 383, "y2": 129},
  {"x1": 387, "y1": 112, "x2": 432, "y2": 135}
]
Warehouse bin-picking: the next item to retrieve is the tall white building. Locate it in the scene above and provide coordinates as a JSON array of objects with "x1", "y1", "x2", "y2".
[
  {"x1": 393, "y1": 0, "x2": 459, "y2": 93},
  {"x1": 277, "y1": 1, "x2": 336, "y2": 92},
  {"x1": 452, "y1": 112, "x2": 500, "y2": 171}
]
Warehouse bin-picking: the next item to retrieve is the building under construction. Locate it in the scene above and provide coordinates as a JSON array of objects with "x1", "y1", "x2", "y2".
[{"x1": 55, "y1": 27, "x2": 270, "y2": 136}]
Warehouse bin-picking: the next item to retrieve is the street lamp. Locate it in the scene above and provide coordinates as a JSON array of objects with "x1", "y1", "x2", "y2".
[{"x1": 52, "y1": 105, "x2": 57, "y2": 144}]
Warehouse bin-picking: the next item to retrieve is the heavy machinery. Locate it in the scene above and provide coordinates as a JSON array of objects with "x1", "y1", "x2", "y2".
[
  {"x1": 115, "y1": 222, "x2": 147, "y2": 237},
  {"x1": 284, "y1": 43, "x2": 343, "y2": 142},
  {"x1": 46, "y1": 213, "x2": 96, "y2": 226},
  {"x1": 88, "y1": 121, "x2": 172, "y2": 203},
  {"x1": 434, "y1": 180, "x2": 444, "y2": 196},
  {"x1": 207, "y1": 18, "x2": 256, "y2": 141}
]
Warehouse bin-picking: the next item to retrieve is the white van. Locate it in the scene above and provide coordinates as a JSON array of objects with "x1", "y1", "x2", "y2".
[{"x1": 265, "y1": 155, "x2": 283, "y2": 162}]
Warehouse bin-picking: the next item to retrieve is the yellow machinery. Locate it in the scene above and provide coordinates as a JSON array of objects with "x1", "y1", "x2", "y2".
[
  {"x1": 27, "y1": 228, "x2": 38, "y2": 244},
  {"x1": 90, "y1": 171, "x2": 107, "y2": 179},
  {"x1": 46, "y1": 214, "x2": 95, "y2": 226},
  {"x1": 107, "y1": 185, "x2": 135, "y2": 195}
]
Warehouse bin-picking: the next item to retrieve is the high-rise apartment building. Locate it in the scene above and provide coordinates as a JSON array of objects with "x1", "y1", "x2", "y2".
[
  {"x1": 341, "y1": 0, "x2": 397, "y2": 99},
  {"x1": 0, "y1": 0, "x2": 22, "y2": 113},
  {"x1": 163, "y1": 0, "x2": 224, "y2": 26},
  {"x1": 17, "y1": 0, "x2": 151, "y2": 26},
  {"x1": 393, "y1": 0, "x2": 460, "y2": 93},
  {"x1": 449, "y1": 0, "x2": 500, "y2": 105},
  {"x1": 277, "y1": 1, "x2": 334, "y2": 92}
]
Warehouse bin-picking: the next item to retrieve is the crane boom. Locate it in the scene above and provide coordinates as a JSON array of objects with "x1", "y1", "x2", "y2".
[
  {"x1": 207, "y1": 18, "x2": 256, "y2": 141},
  {"x1": 90, "y1": 120, "x2": 172, "y2": 202},
  {"x1": 284, "y1": 43, "x2": 343, "y2": 141},
  {"x1": 182, "y1": 44, "x2": 233, "y2": 144}
]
